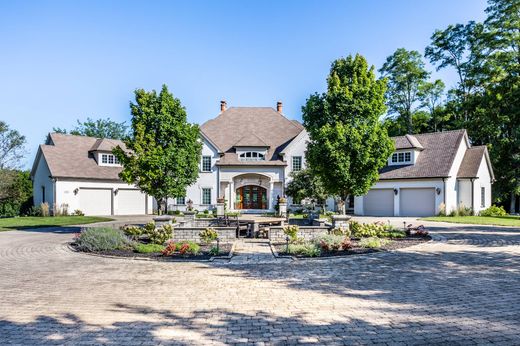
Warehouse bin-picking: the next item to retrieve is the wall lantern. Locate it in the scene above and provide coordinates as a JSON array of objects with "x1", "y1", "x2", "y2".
[
  {"x1": 73, "y1": 188, "x2": 79, "y2": 195},
  {"x1": 436, "y1": 188, "x2": 442, "y2": 195},
  {"x1": 114, "y1": 188, "x2": 119, "y2": 195},
  {"x1": 394, "y1": 188, "x2": 398, "y2": 195}
]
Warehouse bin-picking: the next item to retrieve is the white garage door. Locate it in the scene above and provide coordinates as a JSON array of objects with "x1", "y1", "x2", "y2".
[
  {"x1": 400, "y1": 188, "x2": 436, "y2": 216},
  {"x1": 79, "y1": 188, "x2": 112, "y2": 216},
  {"x1": 363, "y1": 189, "x2": 394, "y2": 216},
  {"x1": 116, "y1": 189, "x2": 146, "y2": 215}
]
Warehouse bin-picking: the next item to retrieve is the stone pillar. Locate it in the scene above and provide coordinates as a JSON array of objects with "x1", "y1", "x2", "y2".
[
  {"x1": 278, "y1": 199, "x2": 287, "y2": 217},
  {"x1": 216, "y1": 198, "x2": 225, "y2": 216},
  {"x1": 331, "y1": 215, "x2": 351, "y2": 228},
  {"x1": 153, "y1": 215, "x2": 174, "y2": 228},
  {"x1": 269, "y1": 181, "x2": 274, "y2": 210}
]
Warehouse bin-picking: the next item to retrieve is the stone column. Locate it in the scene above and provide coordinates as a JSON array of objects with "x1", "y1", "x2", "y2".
[
  {"x1": 331, "y1": 215, "x2": 351, "y2": 228},
  {"x1": 229, "y1": 181, "x2": 234, "y2": 211},
  {"x1": 216, "y1": 198, "x2": 225, "y2": 216},
  {"x1": 269, "y1": 181, "x2": 274, "y2": 210}
]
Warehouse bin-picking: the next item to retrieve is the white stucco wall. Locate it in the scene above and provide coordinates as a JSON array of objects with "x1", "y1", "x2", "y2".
[
  {"x1": 354, "y1": 179, "x2": 445, "y2": 216},
  {"x1": 457, "y1": 180, "x2": 473, "y2": 209},
  {"x1": 475, "y1": 157, "x2": 492, "y2": 213},
  {"x1": 32, "y1": 152, "x2": 55, "y2": 208},
  {"x1": 445, "y1": 135, "x2": 470, "y2": 213},
  {"x1": 55, "y1": 179, "x2": 153, "y2": 215}
]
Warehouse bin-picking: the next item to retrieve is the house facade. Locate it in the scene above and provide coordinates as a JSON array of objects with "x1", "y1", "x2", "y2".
[{"x1": 31, "y1": 102, "x2": 493, "y2": 217}]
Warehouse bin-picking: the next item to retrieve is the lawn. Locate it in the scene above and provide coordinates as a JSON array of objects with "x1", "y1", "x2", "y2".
[
  {"x1": 421, "y1": 215, "x2": 520, "y2": 227},
  {"x1": 0, "y1": 216, "x2": 113, "y2": 231}
]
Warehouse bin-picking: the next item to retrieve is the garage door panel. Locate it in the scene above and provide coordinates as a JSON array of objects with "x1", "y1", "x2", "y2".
[
  {"x1": 364, "y1": 189, "x2": 394, "y2": 216},
  {"x1": 117, "y1": 189, "x2": 146, "y2": 215},
  {"x1": 79, "y1": 188, "x2": 112, "y2": 216},
  {"x1": 400, "y1": 188, "x2": 435, "y2": 217}
]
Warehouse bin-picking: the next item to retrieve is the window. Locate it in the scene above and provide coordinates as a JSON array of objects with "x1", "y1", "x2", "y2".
[
  {"x1": 292, "y1": 156, "x2": 302, "y2": 171},
  {"x1": 177, "y1": 197, "x2": 185, "y2": 205},
  {"x1": 202, "y1": 188, "x2": 211, "y2": 205},
  {"x1": 238, "y1": 151, "x2": 265, "y2": 161},
  {"x1": 100, "y1": 153, "x2": 120, "y2": 166},
  {"x1": 481, "y1": 187, "x2": 485, "y2": 208},
  {"x1": 41, "y1": 186, "x2": 45, "y2": 203},
  {"x1": 202, "y1": 156, "x2": 212, "y2": 172},
  {"x1": 390, "y1": 151, "x2": 412, "y2": 164}
]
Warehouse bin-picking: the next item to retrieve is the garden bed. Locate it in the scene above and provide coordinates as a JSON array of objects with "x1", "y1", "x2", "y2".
[
  {"x1": 71, "y1": 241, "x2": 233, "y2": 261},
  {"x1": 273, "y1": 235, "x2": 431, "y2": 258}
]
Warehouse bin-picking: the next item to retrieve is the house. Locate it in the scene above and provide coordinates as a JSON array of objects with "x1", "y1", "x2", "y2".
[
  {"x1": 354, "y1": 130, "x2": 494, "y2": 216},
  {"x1": 169, "y1": 101, "x2": 313, "y2": 212},
  {"x1": 31, "y1": 134, "x2": 153, "y2": 215},
  {"x1": 31, "y1": 102, "x2": 493, "y2": 217}
]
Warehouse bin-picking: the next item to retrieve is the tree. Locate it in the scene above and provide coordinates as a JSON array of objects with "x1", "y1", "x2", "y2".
[
  {"x1": 379, "y1": 48, "x2": 430, "y2": 134},
  {"x1": 113, "y1": 85, "x2": 202, "y2": 214},
  {"x1": 420, "y1": 79, "x2": 445, "y2": 131},
  {"x1": 285, "y1": 169, "x2": 328, "y2": 210},
  {"x1": 53, "y1": 117, "x2": 128, "y2": 139},
  {"x1": 303, "y1": 54, "x2": 394, "y2": 214},
  {"x1": 0, "y1": 170, "x2": 32, "y2": 217},
  {"x1": 0, "y1": 121, "x2": 26, "y2": 170}
]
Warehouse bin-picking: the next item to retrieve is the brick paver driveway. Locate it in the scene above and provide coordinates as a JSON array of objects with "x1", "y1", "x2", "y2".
[{"x1": 1, "y1": 220, "x2": 519, "y2": 345}]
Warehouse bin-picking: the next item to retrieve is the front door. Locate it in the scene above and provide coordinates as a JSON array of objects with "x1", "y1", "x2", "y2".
[{"x1": 236, "y1": 185, "x2": 267, "y2": 209}]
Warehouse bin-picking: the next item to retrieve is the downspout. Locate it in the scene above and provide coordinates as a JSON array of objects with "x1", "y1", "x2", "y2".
[{"x1": 470, "y1": 178, "x2": 475, "y2": 214}]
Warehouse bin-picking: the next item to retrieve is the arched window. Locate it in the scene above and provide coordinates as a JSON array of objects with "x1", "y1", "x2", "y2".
[{"x1": 239, "y1": 151, "x2": 265, "y2": 161}]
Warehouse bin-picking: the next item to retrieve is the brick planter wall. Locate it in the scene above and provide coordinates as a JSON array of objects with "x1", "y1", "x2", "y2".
[
  {"x1": 268, "y1": 226, "x2": 330, "y2": 242},
  {"x1": 172, "y1": 227, "x2": 236, "y2": 242}
]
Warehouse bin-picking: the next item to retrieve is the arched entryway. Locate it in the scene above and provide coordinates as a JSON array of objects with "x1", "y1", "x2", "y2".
[{"x1": 236, "y1": 185, "x2": 268, "y2": 209}]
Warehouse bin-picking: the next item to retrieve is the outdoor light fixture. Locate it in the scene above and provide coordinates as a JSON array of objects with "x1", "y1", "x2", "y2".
[
  {"x1": 394, "y1": 188, "x2": 398, "y2": 195},
  {"x1": 285, "y1": 236, "x2": 290, "y2": 253},
  {"x1": 73, "y1": 188, "x2": 79, "y2": 195},
  {"x1": 114, "y1": 188, "x2": 118, "y2": 195},
  {"x1": 436, "y1": 188, "x2": 442, "y2": 195}
]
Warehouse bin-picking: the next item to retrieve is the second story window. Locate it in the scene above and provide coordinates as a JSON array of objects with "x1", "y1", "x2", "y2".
[
  {"x1": 238, "y1": 151, "x2": 265, "y2": 161},
  {"x1": 391, "y1": 151, "x2": 412, "y2": 164},
  {"x1": 292, "y1": 156, "x2": 302, "y2": 171},
  {"x1": 100, "y1": 154, "x2": 120, "y2": 166},
  {"x1": 202, "y1": 156, "x2": 212, "y2": 172}
]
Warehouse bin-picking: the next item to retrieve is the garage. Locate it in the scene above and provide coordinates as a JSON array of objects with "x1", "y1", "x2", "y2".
[
  {"x1": 79, "y1": 188, "x2": 112, "y2": 216},
  {"x1": 400, "y1": 188, "x2": 435, "y2": 216},
  {"x1": 116, "y1": 189, "x2": 146, "y2": 215},
  {"x1": 363, "y1": 189, "x2": 394, "y2": 216}
]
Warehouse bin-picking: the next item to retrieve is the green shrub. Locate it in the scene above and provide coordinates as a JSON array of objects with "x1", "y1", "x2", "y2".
[
  {"x1": 134, "y1": 243, "x2": 165, "y2": 253},
  {"x1": 121, "y1": 225, "x2": 143, "y2": 240},
  {"x1": 330, "y1": 226, "x2": 351, "y2": 238},
  {"x1": 456, "y1": 203, "x2": 473, "y2": 216},
  {"x1": 314, "y1": 234, "x2": 345, "y2": 251},
  {"x1": 287, "y1": 243, "x2": 321, "y2": 257},
  {"x1": 148, "y1": 224, "x2": 173, "y2": 245},
  {"x1": 209, "y1": 246, "x2": 220, "y2": 256},
  {"x1": 359, "y1": 237, "x2": 389, "y2": 249},
  {"x1": 225, "y1": 211, "x2": 241, "y2": 217},
  {"x1": 480, "y1": 205, "x2": 507, "y2": 217},
  {"x1": 72, "y1": 209, "x2": 85, "y2": 216},
  {"x1": 75, "y1": 227, "x2": 134, "y2": 252},
  {"x1": 379, "y1": 230, "x2": 406, "y2": 238},
  {"x1": 350, "y1": 221, "x2": 397, "y2": 238},
  {"x1": 283, "y1": 225, "x2": 299, "y2": 242},
  {"x1": 437, "y1": 203, "x2": 446, "y2": 216},
  {"x1": 199, "y1": 227, "x2": 218, "y2": 244},
  {"x1": 177, "y1": 241, "x2": 200, "y2": 255}
]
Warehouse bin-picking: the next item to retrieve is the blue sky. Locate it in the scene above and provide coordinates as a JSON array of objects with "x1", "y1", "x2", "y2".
[{"x1": 0, "y1": 0, "x2": 487, "y2": 169}]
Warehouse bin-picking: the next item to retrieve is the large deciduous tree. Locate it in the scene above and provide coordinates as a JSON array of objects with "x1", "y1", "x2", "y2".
[
  {"x1": 303, "y1": 54, "x2": 394, "y2": 214},
  {"x1": 113, "y1": 85, "x2": 202, "y2": 214},
  {"x1": 379, "y1": 48, "x2": 430, "y2": 135},
  {"x1": 0, "y1": 121, "x2": 26, "y2": 170},
  {"x1": 53, "y1": 117, "x2": 128, "y2": 139},
  {"x1": 285, "y1": 169, "x2": 328, "y2": 211},
  {"x1": 420, "y1": 79, "x2": 446, "y2": 132}
]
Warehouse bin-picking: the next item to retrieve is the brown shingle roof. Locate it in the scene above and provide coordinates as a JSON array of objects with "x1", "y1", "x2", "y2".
[
  {"x1": 394, "y1": 134, "x2": 424, "y2": 150},
  {"x1": 37, "y1": 133, "x2": 124, "y2": 180},
  {"x1": 379, "y1": 130, "x2": 467, "y2": 180},
  {"x1": 200, "y1": 107, "x2": 304, "y2": 166},
  {"x1": 457, "y1": 146, "x2": 486, "y2": 178},
  {"x1": 233, "y1": 134, "x2": 269, "y2": 148}
]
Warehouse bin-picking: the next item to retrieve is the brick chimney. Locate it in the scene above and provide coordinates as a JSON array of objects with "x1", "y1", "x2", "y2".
[
  {"x1": 276, "y1": 101, "x2": 283, "y2": 113},
  {"x1": 220, "y1": 100, "x2": 227, "y2": 113}
]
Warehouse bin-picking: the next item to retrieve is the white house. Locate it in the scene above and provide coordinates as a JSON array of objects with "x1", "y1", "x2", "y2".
[
  {"x1": 354, "y1": 130, "x2": 494, "y2": 216},
  {"x1": 31, "y1": 134, "x2": 153, "y2": 216},
  {"x1": 31, "y1": 102, "x2": 494, "y2": 217}
]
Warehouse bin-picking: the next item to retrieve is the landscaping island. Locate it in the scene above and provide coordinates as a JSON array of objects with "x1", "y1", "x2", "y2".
[{"x1": 0, "y1": 216, "x2": 112, "y2": 232}]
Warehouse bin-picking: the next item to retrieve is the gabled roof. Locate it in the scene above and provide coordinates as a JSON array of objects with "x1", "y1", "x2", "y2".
[
  {"x1": 200, "y1": 107, "x2": 304, "y2": 166},
  {"x1": 457, "y1": 145, "x2": 494, "y2": 180},
  {"x1": 379, "y1": 129, "x2": 467, "y2": 180},
  {"x1": 32, "y1": 133, "x2": 124, "y2": 180},
  {"x1": 233, "y1": 133, "x2": 269, "y2": 148}
]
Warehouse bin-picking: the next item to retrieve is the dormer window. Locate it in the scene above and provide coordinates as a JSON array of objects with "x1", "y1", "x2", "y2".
[
  {"x1": 99, "y1": 153, "x2": 120, "y2": 166},
  {"x1": 391, "y1": 151, "x2": 412, "y2": 164},
  {"x1": 239, "y1": 151, "x2": 265, "y2": 161}
]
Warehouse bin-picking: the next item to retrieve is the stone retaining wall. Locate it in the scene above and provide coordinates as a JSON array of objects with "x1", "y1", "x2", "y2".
[
  {"x1": 172, "y1": 227, "x2": 236, "y2": 242},
  {"x1": 269, "y1": 226, "x2": 330, "y2": 242}
]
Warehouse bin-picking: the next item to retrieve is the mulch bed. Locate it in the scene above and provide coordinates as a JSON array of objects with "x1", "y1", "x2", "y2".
[
  {"x1": 274, "y1": 235, "x2": 431, "y2": 258},
  {"x1": 71, "y1": 243, "x2": 233, "y2": 261}
]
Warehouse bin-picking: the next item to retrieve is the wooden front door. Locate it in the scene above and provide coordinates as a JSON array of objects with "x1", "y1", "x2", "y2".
[{"x1": 236, "y1": 185, "x2": 267, "y2": 209}]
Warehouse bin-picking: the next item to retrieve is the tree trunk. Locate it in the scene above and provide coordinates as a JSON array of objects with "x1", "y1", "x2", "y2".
[
  {"x1": 337, "y1": 197, "x2": 346, "y2": 215},
  {"x1": 164, "y1": 196, "x2": 168, "y2": 214},
  {"x1": 510, "y1": 192, "x2": 516, "y2": 214},
  {"x1": 407, "y1": 110, "x2": 413, "y2": 134}
]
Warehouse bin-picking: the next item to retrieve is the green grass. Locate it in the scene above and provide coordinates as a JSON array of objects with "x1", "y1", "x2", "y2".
[
  {"x1": 421, "y1": 215, "x2": 520, "y2": 227},
  {"x1": 0, "y1": 216, "x2": 112, "y2": 231},
  {"x1": 134, "y1": 243, "x2": 165, "y2": 253}
]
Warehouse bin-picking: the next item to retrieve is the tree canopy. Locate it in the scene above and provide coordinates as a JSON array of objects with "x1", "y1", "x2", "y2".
[
  {"x1": 303, "y1": 54, "x2": 394, "y2": 213},
  {"x1": 0, "y1": 121, "x2": 26, "y2": 170},
  {"x1": 113, "y1": 85, "x2": 202, "y2": 213},
  {"x1": 53, "y1": 117, "x2": 128, "y2": 139},
  {"x1": 285, "y1": 169, "x2": 327, "y2": 208}
]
